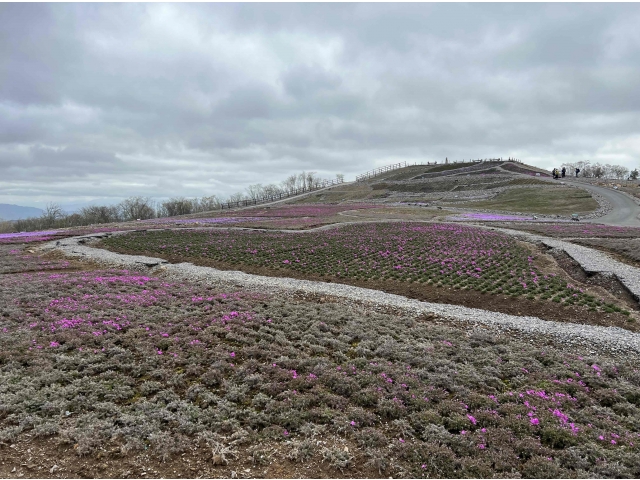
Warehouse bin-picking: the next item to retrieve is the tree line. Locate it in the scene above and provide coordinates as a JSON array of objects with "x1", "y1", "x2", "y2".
[
  {"x1": 0, "y1": 171, "x2": 344, "y2": 233},
  {"x1": 561, "y1": 161, "x2": 639, "y2": 180}
]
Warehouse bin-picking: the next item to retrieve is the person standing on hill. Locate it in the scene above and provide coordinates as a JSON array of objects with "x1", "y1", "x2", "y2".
[{"x1": 561, "y1": 167, "x2": 566, "y2": 178}]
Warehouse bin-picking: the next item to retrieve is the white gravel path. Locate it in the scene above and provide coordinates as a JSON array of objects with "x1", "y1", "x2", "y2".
[{"x1": 40, "y1": 232, "x2": 640, "y2": 356}]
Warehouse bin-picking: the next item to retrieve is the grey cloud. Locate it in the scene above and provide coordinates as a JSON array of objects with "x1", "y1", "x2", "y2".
[{"x1": 1, "y1": 3, "x2": 640, "y2": 208}]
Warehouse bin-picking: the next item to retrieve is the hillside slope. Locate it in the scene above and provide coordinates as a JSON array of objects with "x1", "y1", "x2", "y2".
[{"x1": 0, "y1": 203, "x2": 43, "y2": 221}]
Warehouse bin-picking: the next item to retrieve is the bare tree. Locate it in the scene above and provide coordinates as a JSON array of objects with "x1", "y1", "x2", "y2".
[
  {"x1": 262, "y1": 184, "x2": 282, "y2": 198},
  {"x1": 281, "y1": 174, "x2": 297, "y2": 194},
  {"x1": 197, "y1": 195, "x2": 221, "y2": 212},
  {"x1": 41, "y1": 202, "x2": 65, "y2": 228},
  {"x1": 159, "y1": 197, "x2": 195, "y2": 217},
  {"x1": 227, "y1": 192, "x2": 247, "y2": 204},
  {"x1": 611, "y1": 165, "x2": 629, "y2": 180},
  {"x1": 119, "y1": 197, "x2": 156, "y2": 221},
  {"x1": 80, "y1": 205, "x2": 120, "y2": 225},
  {"x1": 246, "y1": 184, "x2": 265, "y2": 201},
  {"x1": 306, "y1": 171, "x2": 318, "y2": 189},
  {"x1": 295, "y1": 171, "x2": 305, "y2": 190},
  {"x1": 336, "y1": 173, "x2": 344, "y2": 183}
]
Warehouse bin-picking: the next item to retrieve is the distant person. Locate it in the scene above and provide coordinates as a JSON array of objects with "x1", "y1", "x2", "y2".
[
  {"x1": 575, "y1": 168, "x2": 580, "y2": 177},
  {"x1": 561, "y1": 167, "x2": 566, "y2": 178}
]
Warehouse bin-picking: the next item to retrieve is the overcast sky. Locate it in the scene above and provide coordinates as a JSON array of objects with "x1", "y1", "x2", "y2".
[{"x1": 2, "y1": 3, "x2": 640, "y2": 209}]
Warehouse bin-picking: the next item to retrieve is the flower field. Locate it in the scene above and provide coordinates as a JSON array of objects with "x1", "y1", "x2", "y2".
[
  {"x1": 102, "y1": 223, "x2": 627, "y2": 315},
  {"x1": 1, "y1": 247, "x2": 640, "y2": 477},
  {"x1": 0, "y1": 245, "x2": 72, "y2": 274}
]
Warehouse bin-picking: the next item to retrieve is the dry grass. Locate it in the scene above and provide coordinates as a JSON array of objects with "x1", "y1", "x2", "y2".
[{"x1": 454, "y1": 187, "x2": 599, "y2": 215}]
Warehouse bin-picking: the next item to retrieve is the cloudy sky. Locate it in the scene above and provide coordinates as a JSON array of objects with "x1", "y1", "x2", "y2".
[{"x1": 2, "y1": 3, "x2": 640, "y2": 209}]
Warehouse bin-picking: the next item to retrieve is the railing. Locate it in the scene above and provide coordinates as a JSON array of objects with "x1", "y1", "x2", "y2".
[
  {"x1": 356, "y1": 162, "x2": 410, "y2": 182},
  {"x1": 355, "y1": 158, "x2": 522, "y2": 182},
  {"x1": 220, "y1": 178, "x2": 344, "y2": 210}
]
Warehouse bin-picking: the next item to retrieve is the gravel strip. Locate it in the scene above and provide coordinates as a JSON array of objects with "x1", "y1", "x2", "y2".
[{"x1": 40, "y1": 232, "x2": 640, "y2": 356}]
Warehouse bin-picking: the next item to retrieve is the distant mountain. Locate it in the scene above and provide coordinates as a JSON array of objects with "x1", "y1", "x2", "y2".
[{"x1": 0, "y1": 204, "x2": 44, "y2": 221}]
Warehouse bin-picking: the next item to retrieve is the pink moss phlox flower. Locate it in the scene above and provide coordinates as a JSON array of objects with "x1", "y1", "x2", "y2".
[{"x1": 467, "y1": 415, "x2": 477, "y2": 425}]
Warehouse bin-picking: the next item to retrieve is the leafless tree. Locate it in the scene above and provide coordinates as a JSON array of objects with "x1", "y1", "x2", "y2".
[
  {"x1": 41, "y1": 202, "x2": 65, "y2": 228},
  {"x1": 227, "y1": 192, "x2": 247, "y2": 204},
  {"x1": 119, "y1": 197, "x2": 156, "y2": 221},
  {"x1": 297, "y1": 171, "x2": 307, "y2": 190},
  {"x1": 196, "y1": 195, "x2": 221, "y2": 212},
  {"x1": 281, "y1": 174, "x2": 298, "y2": 194},
  {"x1": 80, "y1": 205, "x2": 120, "y2": 224},
  {"x1": 611, "y1": 165, "x2": 629, "y2": 180},
  {"x1": 160, "y1": 197, "x2": 195, "y2": 217},
  {"x1": 262, "y1": 184, "x2": 282, "y2": 198},
  {"x1": 246, "y1": 184, "x2": 265, "y2": 201}
]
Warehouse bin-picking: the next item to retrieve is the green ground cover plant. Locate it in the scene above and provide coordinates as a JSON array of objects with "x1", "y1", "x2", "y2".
[
  {"x1": 101, "y1": 223, "x2": 625, "y2": 314},
  {"x1": 0, "y1": 245, "x2": 72, "y2": 274},
  {"x1": 454, "y1": 187, "x2": 598, "y2": 215},
  {"x1": 1, "y1": 251, "x2": 640, "y2": 477}
]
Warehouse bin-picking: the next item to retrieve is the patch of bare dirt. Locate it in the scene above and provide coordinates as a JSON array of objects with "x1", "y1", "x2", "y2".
[
  {"x1": 547, "y1": 248, "x2": 639, "y2": 310},
  {"x1": 0, "y1": 436, "x2": 380, "y2": 479}
]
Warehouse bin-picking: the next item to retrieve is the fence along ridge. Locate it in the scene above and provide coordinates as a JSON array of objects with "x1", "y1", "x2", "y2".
[
  {"x1": 220, "y1": 177, "x2": 344, "y2": 210},
  {"x1": 355, "y1": 158, "x2": 521, "y2": 182},
  {"x1": 221, "y1": 157, "x2": 523, "y2": 209}
]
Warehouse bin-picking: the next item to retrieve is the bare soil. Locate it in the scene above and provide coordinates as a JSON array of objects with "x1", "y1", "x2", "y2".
[
  {"x1": 0, "y1": 436, "x2": 379, "y2": 479},
  {"x1": 103, "y1": 247, "x2": 640, "y2": 332}
]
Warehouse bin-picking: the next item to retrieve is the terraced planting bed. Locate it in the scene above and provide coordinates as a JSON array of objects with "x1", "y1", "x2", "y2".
[
  {"x1": 453, "y1": 187, "x2": 598, "y2": 215},
  {"x1": 492, "y1": 224, "x2": 640, "y2": 270},
  {"x1": 2, "y1": 245, "x2": 640, "y2": 478},
  {"x1": 100, "y1": 223, "x2": 637, "y2": 329}
]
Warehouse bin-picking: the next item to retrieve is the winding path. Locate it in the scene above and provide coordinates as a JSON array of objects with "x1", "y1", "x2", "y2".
[
  {"x1": 564, "y1": 180, "x2": 640, "y2": 226},
  {"x1": 38, "y1": 220, "x2": 640, "y2": 356}
]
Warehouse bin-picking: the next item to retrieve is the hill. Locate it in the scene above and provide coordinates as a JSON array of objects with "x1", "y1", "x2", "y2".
[
  {"x1": 293, "y1": 160, "x2": 598, "y2": 216},
  {"x1": 0, "y1": 203, "x2": 43, "y2": 221}
]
